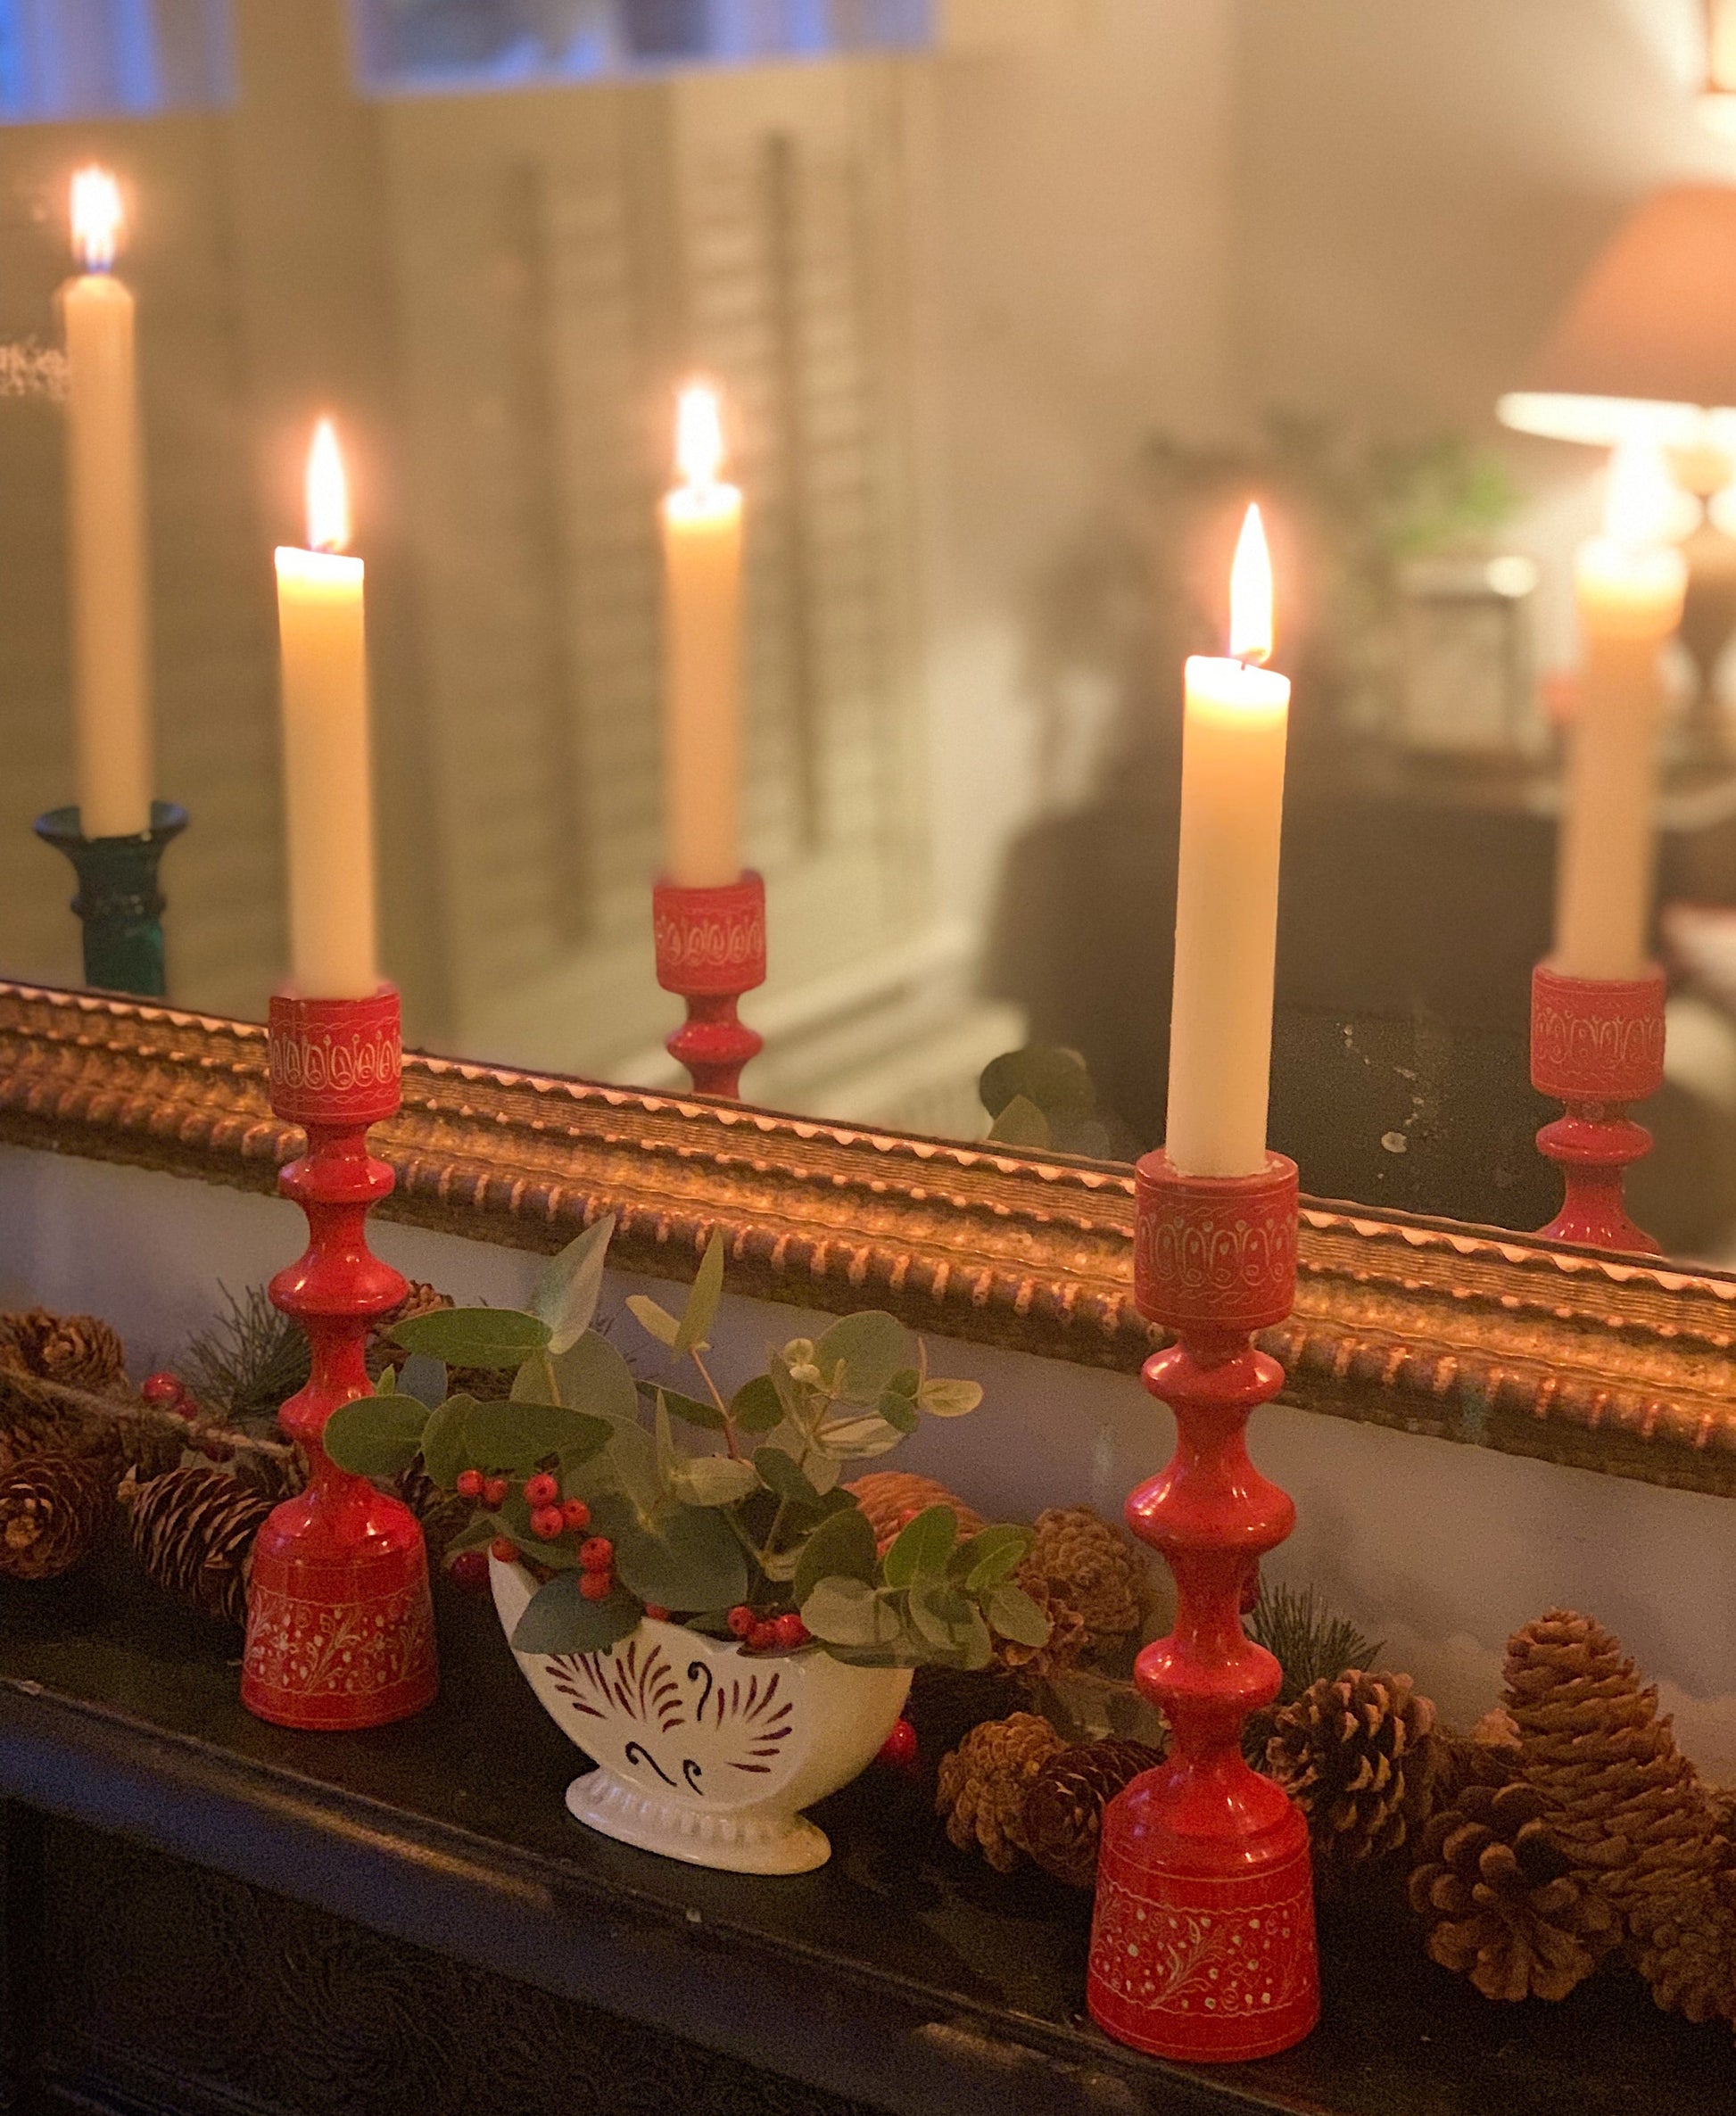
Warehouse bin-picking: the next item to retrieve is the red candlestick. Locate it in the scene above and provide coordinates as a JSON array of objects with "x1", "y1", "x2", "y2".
[
  {"x1": 652, "y1": 870, "x2": 765, "y2": 1099},
  {"x1": 240, "y1": 988, "x2": 438, "y2": 1730},
  {"x1": 1087, "y1": 1151, "x2": 1319, "y2": 2064},
  {"x1": 1530, "y1": 963, "x2": 1666, "y2": 1254}
]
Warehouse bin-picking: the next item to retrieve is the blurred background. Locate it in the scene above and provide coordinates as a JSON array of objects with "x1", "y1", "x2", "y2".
[{"x1": 8, "y1": 1, "x2": 1736, "y2": 1252}]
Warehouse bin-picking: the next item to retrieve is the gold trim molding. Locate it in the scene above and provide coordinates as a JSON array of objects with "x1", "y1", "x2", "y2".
[{"x1": 4, "y1": 980, "x2": 1735, "y2": 1497}]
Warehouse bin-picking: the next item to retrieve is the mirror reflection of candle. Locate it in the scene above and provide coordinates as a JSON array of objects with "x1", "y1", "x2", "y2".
[
  {"x1": 274, "y1": 419, "x2": 378, "y2": 998},
  {"x1": 1165, "y1": 503, "x2": 1293, "y2": 1178},
  {"x1": 63, "y1": 164, "x2": 152, "y2": 839},
  {"x1": 660, "y1": 381, "x2": 745, "y2": 889},
  {"x1": 1554, "y1": 441, "x2": 1687, "y2": 982}
]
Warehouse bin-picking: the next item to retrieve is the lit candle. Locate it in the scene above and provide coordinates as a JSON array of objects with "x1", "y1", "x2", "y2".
[
  {"x1": 274, "y1": 420, "x2": 378, "y2": 998},
  {"x1": 1556, "y1": 441, "x2": 1687, "y2": 981},
  {"x1": 659, "y1": 383, "x2": 744, "y2": 889},
  {"x1": 1165, "y1": 505, "x2": 1293, "y2": 1178},
  {"x1": 62, "y1": 167, "x2": 152, "y2": 839}
]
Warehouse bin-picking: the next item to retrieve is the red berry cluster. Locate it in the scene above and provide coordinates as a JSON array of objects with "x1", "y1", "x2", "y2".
[
  {"x1": 578, "y1": 1535, "x2": 615, "y2": 1601},
  {"x1": 455, "y1": 1465, "x2": 591, "y2": 1566},
  {"x1": 142, "y1": 1369, "x2": 194, "y2": 1413},
  {"x1": 727, "y1": 1606, "x2": 810, "y2": 1654}
]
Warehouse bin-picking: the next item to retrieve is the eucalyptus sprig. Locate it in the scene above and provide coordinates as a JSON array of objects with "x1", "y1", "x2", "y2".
[{"x1": 323, "y1": 1219, "x2": 1046, "y2": 1673}]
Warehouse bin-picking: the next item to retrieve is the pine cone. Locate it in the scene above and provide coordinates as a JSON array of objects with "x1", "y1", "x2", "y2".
[
  {"x1": 1, "y1": 1307, "x2": 128, "y2": 1393},
  {"x1": 1016, "y1": 1505, "x2": 1145, "y2": 1650},
  {"x1": 1505, "y1": 1609, "x2": 1736, "y2": 2021},
  {"x1": 845, "y1": 1473, "x2": 987, "y2": 1555},
  {"x1": 1021, "y1": 1738, "x2": 1164, "y2": 1888},
  {"x1": 936, "y1": 1713, "x2": 1066, "y2": 1872},
  {"x1": 0, "y1": 1373, "x2": 105, "y2": 1477},
  {"x1": 1409, "y1": 1775, "x2": 1618, "y2": 2002},
  {"x1": 127, "y1": 1466, "x2": 271, "y2": 1626},
  {"x1": 1267, "y1": 1669, "x2": 1442, "y2": 1880},
  {"x1": 0, "y1": 1453, "x2": 114, "y2": 1581}
]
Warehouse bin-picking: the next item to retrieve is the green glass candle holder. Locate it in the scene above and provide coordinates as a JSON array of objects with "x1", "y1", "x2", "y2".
[{"x1": 34, "y1": 802, "x2": 188, "y2": 999}]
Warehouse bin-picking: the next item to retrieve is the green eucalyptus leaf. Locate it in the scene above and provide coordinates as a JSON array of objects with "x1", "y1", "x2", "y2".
[
  {"x1": 392, "y1": 1307, "x2": 551, "y2": 1371},
  {"x1": 987, "y1": 1093, "x2": 1051, "y2": 1148},
  {"x1": 375, "y1": 1366, "x2": 398, "y2": 1393},
  {"x1": 398, "y1": 1354, "x2": 448, "y2": 1409},
  {"x1": 980, "y1": 1045, "x2": 1095, "y2": 1122},
  {"x1": 514, "y1": 1350, "x2": 558, "y2": 1403},
  {"x1": 323, "y1": 1394, "x2": 427, "y2": 1481},
  {"x1": 908, "y1": 1576, "x2": 974, "y2": 1649},
  {"x1": 883, "y1": 1505, "x2": 959, "y2": 1590},
  {"x1": 550, "y1": 1331, "x2": 639, "y2": 1424},
  {"x1": 875, "y1": 1385, "x2": 920, "y2": 1434},
  {"x1": 813, "y1": 1311, "x2": 905, "y2": 1401},
  {"x1": 949, "y1": 1601, "x2": 995, "y2": 1670},
  {"x1": 917, "y1": 1378, "x2": 984, "y2": 1419},
  {"x1": 625, "y1": 1295, "x2": 681, "y2": 1348},
  {"x1": 671, "y1": 1454, "x2": 761, "y2": 1508},
  {"x1": 752, "y1": 1446, "x2": 826, "y2": 1511},
  {"x1": 814, "y1": 1413, "x2": 905, "y2": 1460},
  {"x1": 418, "y1": 1394, "x2": 475, "y2": 1488},
  {"x1": 791, "y1": 1501, "x2": 878, "y2": 1607},
  {"x1": 530, "y1": 1215, "x2": 616, "y2": 1353},
  {"x1": 987, "y1": 1582, "x2": 1052, "y2": 1649},
  {"x1": 953, "y1": 1524, "x2": 1033, "y2": 1591},
  {"x1": 612, "y1": 1506, "x2": 748, "y2": 1612},
  {"x1": 674, "y1": 1231, "x2": 725, "y2": 1354},
  {"x1": 467, "y1": 1399, "x2": 612, "y2": 1475},
  {"x1": 511, "y1": 1571, "x2": 641, "y2": 1656},
  {"x1": 800, "y1": 1576, "x2": 898, "y2": 1649},
  {"x1": 729, "y1": 1374, "x2": 784, "y2": 1433},
  {"x1": 656, "y1": 1386, "x2": 727, "y2": 1432}
]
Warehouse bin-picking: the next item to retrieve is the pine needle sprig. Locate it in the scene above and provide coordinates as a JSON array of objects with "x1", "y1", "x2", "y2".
[
  {"x1": 1248, "y1": 1581, "x2": 1383, "y2": 1707},
  {"x1": 178, "y1": 1285, "x2": 310, "y2": 1426}
]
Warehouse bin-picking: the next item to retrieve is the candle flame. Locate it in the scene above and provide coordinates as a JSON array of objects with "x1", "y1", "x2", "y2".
[
  {"x1": 305, "y1": 418, "x2": 351, "y2": 554},
  {"x1": 70, "y1": 166, "x2": 123, "y2": 273},
  {"x1": 674, "y1": 383, "x2": 725, "y2": 491},
  {"x1": 1228, "y1": 502, "x2": 1274, "y2": 665},
  {"x1": 1602, "y1": 438, "x2": 1678, "y2": 551}
]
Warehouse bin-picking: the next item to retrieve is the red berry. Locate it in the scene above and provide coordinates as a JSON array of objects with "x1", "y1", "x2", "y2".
[
  {"x1": 726, "y1": 1605, "x2": 756, "y2": 1639},
  {"x1": 489, "y1": 1535, "x2": 519, "y2": 1565},
  {"x1": 483, "y1": 1476, "x2": 508, "y2": 1508},
  {"x1": 876, "y1": 1718, "x2": 919, "y2": 1772},
  {"x1": 579, "y1": 1570, "x2": 613, "y2": 1601},
  {"x1": 561, "y1": 1498, "x2": 591, "y2": 1533},
  {"x1": 525, "y1": 1472, "x2": 559, "y2": 1508},
  {"x1": 448, "y1": 1549, "x2": 490, "y2": 1592},
  {"x1": 643, "y1": 1604, "x2": 671, "y2": 1622},
  {"x1": 455, "y1": 1468, "x2": 484, "y2": 1500},
  {"x1": 773, "y1": 1612, "x2": 809, "y2": 1651},
  {"x1": 748, "y1": 1621, "x2": 778, "y2": 1652},
  {"x1": 530, "y1": 1505, "x2": 565, "y2": 1542},
  {"x1": 141, "y1": 1370, "x2": 184, "y2": 1407},
  {"x1": 578, "y1": 1536, "x2": 614, "y2": 1574}
]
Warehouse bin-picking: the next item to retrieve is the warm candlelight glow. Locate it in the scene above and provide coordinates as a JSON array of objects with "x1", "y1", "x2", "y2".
[
  {"x1": 1601, "y1": 436, "x2": 1678, "y2": 550},
  {"x1": 305, "y1": 418, "x2": 351, "y2": 554},
  {"x1": 1228, "y1": 503, "x2": 1274, "y2": 665},
  {"x1": 70, "y1": 166, "x2": 123, "y2": 274},
  {"x1": 674, "y1": 383, "x2": 725, "y2": 492}
]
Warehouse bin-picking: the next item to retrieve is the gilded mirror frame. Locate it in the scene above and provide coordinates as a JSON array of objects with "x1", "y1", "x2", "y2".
[{"x1": 3, "y1": 979, "x2": 1734, "y2": 1499}]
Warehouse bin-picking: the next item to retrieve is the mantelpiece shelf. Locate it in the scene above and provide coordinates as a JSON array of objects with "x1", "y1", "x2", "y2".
[{"x1": 1, "y1": 1552, "x2": 1730, "y2": 2116}]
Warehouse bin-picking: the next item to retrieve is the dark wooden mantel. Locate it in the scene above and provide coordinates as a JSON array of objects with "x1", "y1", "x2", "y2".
[{"x1": 1, "y1": 1552, "x2": 1731, "y2": 2116}]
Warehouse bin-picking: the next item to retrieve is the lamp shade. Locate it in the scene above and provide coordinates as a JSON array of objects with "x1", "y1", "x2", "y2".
[{"x1": 1500, "y1": 185, "x2": 1736, "y2": 444}]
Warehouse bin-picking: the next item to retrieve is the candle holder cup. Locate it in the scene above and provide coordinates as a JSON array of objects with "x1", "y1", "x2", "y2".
[
  {"x1": 1087, "y1": 1150, "x2": 1319, "y2": 2063},
  {"x1": 652, "y1": 870, "x2": 766, "y2": 1099},
  {"x1": 240, "y1": 986, "x2": 438, "y2": 1730},
  {"x1": 35, "y1": 801, "x2": 186, "y2": 998},
  {"x1": 1530, "y1": 963, "x2": 1667, "y2": 1254}
]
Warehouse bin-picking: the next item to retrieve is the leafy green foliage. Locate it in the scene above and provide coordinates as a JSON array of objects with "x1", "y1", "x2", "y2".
[
  {"x1": 391, "y1": 1306, "x2": 551, "y2": 1370},
  {"x1": 799, "y1": 1502, "x2": 1042, "y2": 1671},
  {"x1": 511, "y1": 1572, "x2": 640, "y2": 1656},
  {"x1": 530, "y1": 1217, "x2": 616, "y2": 1353},
  {"x1": 178, "y1": 1281, "x2": 311, "y2": 1426},
  {"x1": 324, "y1": 1393, "x2": 428, "y2": 1481}
]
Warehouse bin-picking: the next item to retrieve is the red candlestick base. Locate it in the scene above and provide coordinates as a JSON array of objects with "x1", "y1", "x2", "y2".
[
  {"x1": 1087, "y1": 1151, "x2": 1319, "y2": 2063},
  {"x1": 652, "y1": 871, "x2": 766, "y2": 1100},
  {"x1": 240, "y1": 988, "x2": 438, "y2": 1731},
  {"x1": 1530, "y1": 963, "x2": 1666, "y2": 1254}
]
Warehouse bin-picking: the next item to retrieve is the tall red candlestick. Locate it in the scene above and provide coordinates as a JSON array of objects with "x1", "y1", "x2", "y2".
[
  {"x1": 652, "y1": 870, "x2": 765, "y2": 1100},
  {"x1": 1530, "y1": 963, "x2": 1666, "y2": 1254},
  {"x1": 1087, "y1": 1151, "x2": 1319, "y2": 2063},
  {"x1": 240, "y1": 988, "x2": 438, "y2": 1730}
]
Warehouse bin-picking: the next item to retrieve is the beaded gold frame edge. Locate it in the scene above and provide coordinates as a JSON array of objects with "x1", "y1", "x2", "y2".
[{"x1": 4, "y1": 979, "x2": 1735, "y2": 1498}]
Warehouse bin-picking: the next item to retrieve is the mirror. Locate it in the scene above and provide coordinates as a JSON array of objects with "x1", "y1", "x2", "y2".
[{"x1": 4, "y1": 0, "x2": 1735, "y2": 1262}]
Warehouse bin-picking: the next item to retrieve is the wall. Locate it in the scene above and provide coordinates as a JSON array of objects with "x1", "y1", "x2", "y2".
[{"x1": 7, "y1": 1136, "x2": 1736, "y2": 1778}]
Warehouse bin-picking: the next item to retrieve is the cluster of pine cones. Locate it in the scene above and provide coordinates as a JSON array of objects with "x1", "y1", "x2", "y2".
[
  {"x1": 0, "y1": 1308, "x2": 133, "y2": 1579},
  {"x1": 935, "y1": 1604, "x2": 1736, "y2": 2033}
]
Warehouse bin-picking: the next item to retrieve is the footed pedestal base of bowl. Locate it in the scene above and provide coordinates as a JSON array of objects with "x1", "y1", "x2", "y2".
[
  {"x1": 566, "y1": 1767, "x2": 833, "y2": 1874},
  {"x1": 492, "y1": 1560, "x2": 910, "y2": 1874}
]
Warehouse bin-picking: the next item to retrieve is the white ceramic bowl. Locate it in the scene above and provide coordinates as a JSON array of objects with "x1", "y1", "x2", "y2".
[{"x1": 491, "y1": 1558, "x2": 912, "y2": 1873}]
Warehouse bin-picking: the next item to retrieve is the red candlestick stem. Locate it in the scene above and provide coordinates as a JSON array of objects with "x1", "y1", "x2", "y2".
[
  {"x1": 1087, "y1": 1151, "x2": 1319, "y2": 2063},
  {"x1": 240, "y1": 988, "x2": 438, "y2": 1730},
  {"x1": 1530, "y1": 963, "x2": 1666, "y2": 1254},
  {"x1": 652, "y1": 871, "x2": 765, "y2": 1099}
]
